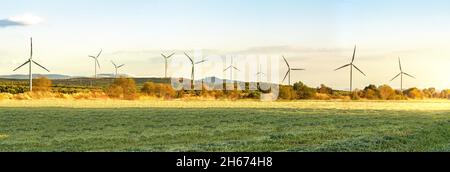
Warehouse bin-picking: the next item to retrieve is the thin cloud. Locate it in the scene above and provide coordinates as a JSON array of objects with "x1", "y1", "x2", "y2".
[{"x1": 0, "y1": 14, "x2": 44, "y2": 28}]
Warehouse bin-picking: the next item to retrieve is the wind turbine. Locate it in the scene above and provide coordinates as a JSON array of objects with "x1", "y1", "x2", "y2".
[
  {"x1": 390, "y1": 57, "x2": 415, "y2": 91},
  {"x1": 184, "y1": 52, "x2": 207, "y2": 87},
  {"x1": 334, "y1": 45, "x2": 366, "y2": 91},
  {"x1": 111, "y1": 60, "x2": 125, "y2": 78},
  {"x1": 256, "y1": 63, "x2": 266, "y2": 83},
  {"x1": 223, "y1": 56, "x2": 240, "y2": 82},
  {"x1": 13, "y1": 37, "x2": 50, "y2": 92},
  {"x1": 282, "y1": 56, "x2": 305, "y2": 85},
  {"x1": 88, "y1": 49, "x2": 102, "y2": 78},
  {"x1": 161, "y1": 53, "x2": 175, "y2": 78}
]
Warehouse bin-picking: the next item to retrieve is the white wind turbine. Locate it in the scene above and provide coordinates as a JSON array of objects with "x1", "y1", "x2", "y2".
[
  {"x1": 184, "y1": 52, "x2": 207, "y2": 88},
  {"x1": 111, "y1": 60, "x2": 125, "y2": 78},
  {"x1": 334, "y1": 45, "x2": 366, "y2": 91},
  {"x1": 88, "y1": 49, "x2": 102, "y2": 78},
  {"x1": 224, "y1": 56, "x2": 240, "y2": 82},
  {"x1": 282, "y1": 56, "x2": 305, "y2": 85},
  {"x1": 13, "y1": 37, "x2": 50, "y2": 92},
  {"x1": 390, "y1": 57, "x2": 415, "y2": 91},
  {"x1": 161, "y1": 53, "x2": 175, "y2": 78}
]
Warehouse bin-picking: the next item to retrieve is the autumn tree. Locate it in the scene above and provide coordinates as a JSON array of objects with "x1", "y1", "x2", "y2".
[
  {"x1": 363, "y1": 84, "x2": 379, "y2": 99},
  {"x1": 405, "y1": 87, "x2": 424, "y2": 99},
  {"x1": 293, "y1": 82, "x2": 316, "y2": 99},
  {"x1": 107, "y1": 77, "x2": 137, "y2": 100},
  {"x1": 33, "y1": 77, "x2": 52, "y2": 92},
  {"x1": 279, "y1": 85, "x2": 296, "y2": 100},
  {"x1": 318, "y1": 84, "x2": 333, "y2": 95},
  {"x1": 141, "y1": 82, "x2": 176, "y2": 99},
  {"x1": 378, "y1": 85, "x2": 396, "y2": 100}
]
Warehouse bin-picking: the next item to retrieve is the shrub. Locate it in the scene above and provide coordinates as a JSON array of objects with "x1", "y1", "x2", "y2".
[
  {"x1": 0, "y1": 85, "x2": 27, "y2": 94},
  {"x1": 363, "y1": 84, "x2": 379, "y2": 99},
  {"x1": 422, "y1": 88, "x2": 437, "y2": 98},
  {"x1": 405, "y1": 87, "x2": 424, "y2": 99},
  {"x1": 33, "y1": 77, "x2": 52, "y2": 92},
  {"x1": 107, "y1": 77, "x2": 137, "y2": 100},
  {"x1": 293, "y1": 82, "x2": 316, "y2": 99},
  {"x1": 351, "y1": 90, "x2": 361, "y2": 100},
  {"x1": 439, "y1": 89, "x2": 450, "y2": 99},
  {"x1": 378, "y1": 85, "x2": 396, "y2": 100},
  {"x1": 141, "y1": 82, "x2": 176, "y2": 99},
  {"x1": 315, "y1": 93, "x2": 331, "y2": 100},
  {"x1": 279, "y1": 85, "x2": 296, "y2": 100},
  {"x1": 317, "y1": 84, "x2": 333, "y2": 95}
]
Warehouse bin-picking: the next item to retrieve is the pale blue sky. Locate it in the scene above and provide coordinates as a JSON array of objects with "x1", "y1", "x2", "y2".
[{"x1": 1, "y1": 0, "x2": 449, "y2": 89}]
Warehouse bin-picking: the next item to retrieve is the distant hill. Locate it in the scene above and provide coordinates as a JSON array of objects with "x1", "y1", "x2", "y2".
[
  {"x1": 97, "y1": 73, "x2": 133, "y2": 78},
  {"x1": 0, "y1": 74, "x2": 72, "y2": 80}
]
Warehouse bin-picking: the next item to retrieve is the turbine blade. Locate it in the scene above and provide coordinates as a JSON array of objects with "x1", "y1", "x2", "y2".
[
  {"x1": 118, "y1": 64, "x2": 125, "y2": 68},
  {"x1": 334, "y1": 64, "x2": 351, "y2": 71},
  {"x1": 351, "y1": 45, "x2": 356, "y2": 63},
  {"x1": 195, "y1": 60, "x2": 206, "y2": 64},
  {"x1": 89, "y1": 55, "x2": 96, "y2": 59},
  {"x1": 97, "y1": 49, "x2": 103, "y2": 58},
  {"x1": 96, "y1": 59, "x2": 101, "y2": 69},
  {"x1": 403, "y1": 72, "x2": 415, "y2": 79},
  {"x1": 13, "y1": 61, "x2": 30, "y2": 71},
  {"x1": 291, "y1": 68, "x2": 305, "y2": 71},
  {"x1": 32, "y1": 60, "x2": 50, "y2": 72},
  {"x1": 111, "y1": 60, "x2": 117, "y2": 67},
  {"x1": 167, "y1": 53, "x2": 175, "y2": 58},
  {"x1": 353, "y1": 64, "x2": 366, "y2": 76},
  {"x1": 233, "y1": 66, "x2": 240, "y2": 71},
  {"x1": 390, "y1": 73, "x2": 401, "y2": 81},
  {"x1": 224, "y1": 66, "x2": 232, "y2": 72},
  {"x1": 398, "y1": 57, "x2": 402, "y2": 72},
  {"x1": 282, "y1": 56, "x2": 290, "y2": 68},
  {"x1": 282, "y1": 70, "x2": 290, "y2": 82},
  {"x1": 184, "y1": 52, "x2": 193, "y2": 64},
  {"x1": 161, "y1": 54, "x2": 167, "y2": 59}
]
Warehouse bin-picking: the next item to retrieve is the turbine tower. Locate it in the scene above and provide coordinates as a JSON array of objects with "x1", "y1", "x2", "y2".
[
  {"x1": 390, "y1": 57, "x2": 415, "y2": 91},
  {"x1": 88, "y1": 49, "x2": 102, "y2": 78},
  {"x1": 334, "y1": 45, "x2": 366, "y2": 91},
  {"x1": 13, "y1": 37, "x2": 50, "y2": 92},
  {"x1": 282, "y1": 56, "x2": 305, "y2": 85},
  {"x1": 223, "y1": 56, "x2": 240, "y2": 82},
  {"x1": 111, "y1": 60, "x2": 125, "y2": 78},
  {"x1": 161, "y1": 53, "x2": 175, "y2": 78},
  {"x1": 184, "y1": 52, "x2": 207, "y2": 88}
]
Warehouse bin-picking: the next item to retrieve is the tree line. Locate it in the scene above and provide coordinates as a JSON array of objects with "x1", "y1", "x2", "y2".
[{"x1": 0, "y1": 77, "x2": 449, "y2": 100}]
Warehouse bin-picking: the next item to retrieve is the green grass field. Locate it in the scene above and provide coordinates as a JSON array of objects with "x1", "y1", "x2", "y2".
[{"x1": 0, "y1": 106, "x2": 449, "y2": 152}]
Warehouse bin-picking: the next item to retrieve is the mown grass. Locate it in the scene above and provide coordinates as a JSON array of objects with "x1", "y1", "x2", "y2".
[{"x1": 0, "y1": 107, "x2": 449, "y2": 152}]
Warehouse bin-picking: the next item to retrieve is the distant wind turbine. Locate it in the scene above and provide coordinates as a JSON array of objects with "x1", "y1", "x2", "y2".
[
  {"x1": 390, "y1": 57, "x2": 415, "y2": 91},
  {"x1": 184, "y1": 52, "x2": 207, "y2": 87},
  {"x1": 224, "y1": 57, "x2": 240, "y2": 82},
  {"x1": 13, "y1": 37, "x2": 50, "y2": 92},
  {"x1": 256, "y1": 64, "x2": 266, "y2": 83},
  {"x1": 111, "y1": 60, "x2": 125, "y2": 78},
  {"x1": 88, "y1": 49, "x2": 102, "y2": 78},
  {"x1": 282, "y1": 56, "x2": 305, "y2": 85},
  {"x1": 334, "y1": 45, "x2": 366, "y2": 91},
  {"x1": 161, "y1": 53, "x2": 175, "y2": 78}
]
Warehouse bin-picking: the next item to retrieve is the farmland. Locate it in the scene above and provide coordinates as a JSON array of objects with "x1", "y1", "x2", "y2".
[{"x1": 0, "y1": 100, "x2": 449, "y2": 152}]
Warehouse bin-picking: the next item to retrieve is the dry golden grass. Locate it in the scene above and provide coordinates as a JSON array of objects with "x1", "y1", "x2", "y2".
[{"x1": 0, "y1": 98, "x2": 449, "y2": 111}]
